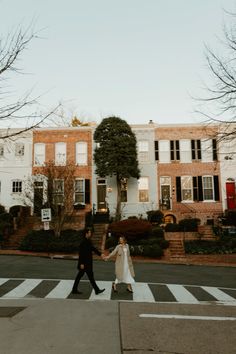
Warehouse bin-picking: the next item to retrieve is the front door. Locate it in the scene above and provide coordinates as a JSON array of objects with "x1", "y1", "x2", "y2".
[
  {"x1": 34, "y1": 181, "x2": 44, "y2": 215},
  {"x1": 97, "y1": 179, "x2": 107, "y2": 211},
  {"x1": 161, "y1": 185, "x2": 171, "y2": 209}
]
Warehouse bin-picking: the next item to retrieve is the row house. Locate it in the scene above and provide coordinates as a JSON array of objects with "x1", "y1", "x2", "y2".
[
  {"x1": 154, "y1": 124, "x2": 223, "y2": 225},
  {"x1": 0, "y1": 129, "x2": 32, "y2": 211},
  {"x1": 0, "y1": 123, "x2": 235, "y2": 227}
]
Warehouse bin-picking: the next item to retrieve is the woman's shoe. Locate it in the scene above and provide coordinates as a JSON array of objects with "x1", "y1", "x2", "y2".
[
  {"x1": 112, "y1": 283, "x2": 117, "y2": 292},
  {"x1": 127, "y1": 287, "x2": 133, "y2": 293}
]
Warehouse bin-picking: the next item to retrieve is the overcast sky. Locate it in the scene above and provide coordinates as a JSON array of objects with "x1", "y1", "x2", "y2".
[{"x1": 1, "y1": 0, "x2": 236, "y2": 126}]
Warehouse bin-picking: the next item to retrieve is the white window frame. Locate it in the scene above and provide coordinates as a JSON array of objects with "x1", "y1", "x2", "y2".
[
  {"x1": 138, "y1": 140, "x2": 149, "y2": 162},
  {"x1": 15, "y1": 143, "x2": 24, "y2": 157},
  {"x1": 138, "y1": 177, "x2": 149, "y2": 202},
  {"x1": 180, "y1": 139, "x2": 191, "y2": 163},
  {"x1": 55, "y1": 142, "x2": 66, "y2": 166},
  {"x1": 53, "y1": 179, "x2": 64, "y2": 205},
  {"x1": 34, "y1": 143, "x2": 45, "y2": 166},
  {"x1": 158, "y1": 140, "x2": 170, "y2": 163},
  {"x1": 76, "y1": 142, "x2": 87, "y2": 165},
  {"x1": 202, "y1": 175, "x2": 214, "y2": 201},
  {"x1": 201, "y1": 139, "x2": 213, "y2": 162},
  {"x1": 181, "y1": 176, "x2": 193, "y2": 202},
  {"x1": 74, "y1": 179, "x2": 85, "y2": 204}
]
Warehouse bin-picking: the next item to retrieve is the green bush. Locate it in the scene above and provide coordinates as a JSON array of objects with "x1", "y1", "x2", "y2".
[
  {"x1": 105, "y1": 236, "x2": 118, "y2": 250},
  {"x1": 179, "y1": 218, "x2": 200, "y2": 232},
  {"x1": 149, "y1": 226, "x2": 164, "y2": 239},
  {"x1": 165, "y1": 223, "x2": 180, "y2": 232},
  {"x1": 146, "y1": 210, "x2": 164, "y2": 224},
  {"x1": 184, "y1": 239, "x2": 236, "y2": 254},
  {"x1": 20, "y1": 229, "x2": 83, "y2": 252},
  {"x1": 0, "y1": 205, "x2": 6, "y2": 214}
]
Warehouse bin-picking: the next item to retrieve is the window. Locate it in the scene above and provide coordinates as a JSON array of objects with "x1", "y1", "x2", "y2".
[
  {"x1": 74, "y1": 179, "x2": 90, "y2": 204},
  {"x1": 34, "y1": 143, "x2": 45, "y2": 166},
  {"x1": 191, "y1": 140, "x2": 201, "y2": 160},
  {"x1": 75, "y1": 179, "x2": 85, "y2": 204},
  {"x1": 180, "y1": 139, "x2": 191, "y2": 163},
  {"x1": 53, "y1": 179, "x2": 64, "y2": 204},
  {"x1": 15, "y1": 143, "x2": 24, "y2": 157},
  {"x1": 121, "y1": 178, "x2": 127, "y2": 202},
  {"x1": 138, "y1": 177, "x2": 149, "y2": 202},
  {"x1": 55, "y1": 142, "x2": 66, "y2": 165},
  {"x1": 202, "y1": 176, "x2": 214, "y2": 200},
  {"x1": 0, "y1": 144, "x2": 4, "y2": 157},
  {"x1": 76, "y1": 142, "x2": 87, "y2": 165},
  {"x1": 12, "y1": 180, "x2": 22, "y2": 193},
  {"x1": 138, "y1": 141, "x2": 149, "y2": 162},
  {"x1": 212, "y1": 139, "x2": 217, "y2": 161},
  {"x1": 181, "y1": 176, "x2": 193, "y2": 201},
  {"x1": 170, "y1": 140, "x2": 180, "y2": 161},
  {"x1": 158, "y1": 140, "x2": 170, "y2": 163},
  {"x1": 154, "y1": 141, "x2": 159, "y2": 161}
]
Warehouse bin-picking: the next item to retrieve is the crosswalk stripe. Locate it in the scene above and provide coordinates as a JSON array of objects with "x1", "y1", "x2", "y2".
[
  {"x1": 202, "y1": 286, "x2": 236, "y2": 302},
  {"x1": 89, "y1": 281, "x2": 112, "y2": 300},
  {"x1": 167, "y1": 284, "x2": 200, "y2": 304},
  {"x1": 0, "y1": 278, "x2": 9, "y2": 286},
  {"x1": 132, "y1": 282, "x2": 155, "y2": 303},
  {"x1": 2, "y1": 279, "x2": 42, "y2": 298},
  {"x1": 45, "y1": 280, "x2": 74, "y2": 298}
]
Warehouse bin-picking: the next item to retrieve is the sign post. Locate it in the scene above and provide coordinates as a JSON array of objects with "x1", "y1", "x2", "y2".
[{"x1": 41, "y1": 208, "x2": 52, "y2": 230}]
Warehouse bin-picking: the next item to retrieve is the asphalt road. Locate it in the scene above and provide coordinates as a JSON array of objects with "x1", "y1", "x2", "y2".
[{"x1": 0, "y1": 255, "x2": 235, "y2": 288}]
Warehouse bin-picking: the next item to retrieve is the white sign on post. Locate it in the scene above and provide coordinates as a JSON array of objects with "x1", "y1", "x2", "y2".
[{"x1": 41, "y1": 208, "x2": 52, "y2": 222}]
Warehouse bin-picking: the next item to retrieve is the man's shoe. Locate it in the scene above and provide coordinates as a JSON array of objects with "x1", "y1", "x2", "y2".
[
  {"x1": 72, "y1": 290, "x2": 82, "y2": 294},
  {"x1": 95, "y1": 288, "x2": 105, "y2": 295}
]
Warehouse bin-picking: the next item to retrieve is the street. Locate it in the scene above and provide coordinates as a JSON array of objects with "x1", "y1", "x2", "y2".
[{"x1": 0, "y1": 255, "x2": 235, "y2": 354}]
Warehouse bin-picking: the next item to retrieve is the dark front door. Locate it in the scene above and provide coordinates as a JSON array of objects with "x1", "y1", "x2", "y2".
[
  {"x1": 34, "y1": 182, "x2": 44, "y2": 215},
  {"x1": 97, "y1": 179, "x2": 107, "y2": 211}
]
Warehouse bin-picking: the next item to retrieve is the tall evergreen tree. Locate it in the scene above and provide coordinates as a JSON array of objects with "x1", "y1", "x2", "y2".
[{"x1": 94, "y1": 116, "x2": 140, "y2": 220}]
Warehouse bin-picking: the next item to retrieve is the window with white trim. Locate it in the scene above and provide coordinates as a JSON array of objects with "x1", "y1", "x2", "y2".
[
  {"x1": 138, "y1": 177, "x2": 149, "y2": 202},
  {"x1": 55, "y1": 142, "x2": 66, "y2": 165},
  {"x1": 159, "y1": 140, "x2": 170, "y2": 163},
  {"x1": 181, "y1": 176, "x2": 193, "y2": 201},
  {"x1": 34, "y1": 143, "x2": 45, "y2": 166},
  {"x1": 53, "y1": 179, "x2": 64, "y2": 204},
  {"x1": 76, "y1": 142, "x2": 87, "y2": 165},
  {"x1": 201, "y1": 139, "x2": 213, "y2": 162},
  {"x1": 74, "y1": 179, "x2": 85, "y2": 204},
  {"x1": 12, "y1": 180, "x2": 22, "y2": 193},
  {"x1": 180, "y1": 140, "x2": 191, "y2": 163},
  {"x1": 202, "y1": 176, "x2": 214, "y2": 200},
  {"x1": 138, "y1": 140, "x2": 149, "y2": 162},
  {"x1": 15, "y1": 143, "x2": 24, "y2": 157},
  {"x1": 191, "y1": 140, "x2": 201, "y2": 160}
]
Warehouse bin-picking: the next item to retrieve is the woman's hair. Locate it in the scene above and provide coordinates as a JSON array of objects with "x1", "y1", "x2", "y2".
[{"x1": 119, "y1": 235, "x2": 127, "y2": 242}]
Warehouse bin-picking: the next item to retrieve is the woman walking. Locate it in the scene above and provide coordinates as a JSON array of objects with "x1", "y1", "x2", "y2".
[{"x1": 104, "y1": 235, "x2": 135, "y2": 293}]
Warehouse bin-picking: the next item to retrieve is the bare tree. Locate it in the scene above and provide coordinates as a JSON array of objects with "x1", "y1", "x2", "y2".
[
  {"x1": 196, "y1": 11, "x2": 236, "y2": 144},
  {"x1": 0, "y1": 25, "x2": 57, "y2": 139}
]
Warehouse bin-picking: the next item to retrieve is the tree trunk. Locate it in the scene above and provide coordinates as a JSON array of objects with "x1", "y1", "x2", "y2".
[{"x1": 116, "y1": 175, "x2": 121, "y2": 221}]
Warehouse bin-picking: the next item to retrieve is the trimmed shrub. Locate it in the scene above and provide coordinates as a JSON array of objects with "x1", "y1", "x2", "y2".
[
  {"x1": 149, "y1": 226, "x2": 164, "y2": 239},
  {"x1": 184, "y1": 239, "x2": 236, "y2": 254},
  {"x1": 179, "y1": 218, "x2": 200, "y2": 232},
  {"x1": 0, "y1": 205, "x2": 6, "y2": 214},
  {"x1": 20, "y1": 229, "x2": 83, "y2": 253},
  {"x1": 146, "y1": 210, "x2": 164, "y2": 224},
  {"x1": 109, "y1": 218, "x2": 152, "y2": 240},
  {"x1": 165, "y1": 223, "x2": 180, "y2": 232}
]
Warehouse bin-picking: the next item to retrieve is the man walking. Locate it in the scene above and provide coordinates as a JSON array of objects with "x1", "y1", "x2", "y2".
[{"x1": 72, "y1": 228, "x2": 105, "y2": 295}]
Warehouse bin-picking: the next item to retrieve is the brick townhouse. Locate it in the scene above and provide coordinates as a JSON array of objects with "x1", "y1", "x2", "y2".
[
  {"x1": 32, "y1": 127, "x2": 94, "y2": 228},
  {"x1": 154, "y1": 123, "x2": 223, "y2": 225}
]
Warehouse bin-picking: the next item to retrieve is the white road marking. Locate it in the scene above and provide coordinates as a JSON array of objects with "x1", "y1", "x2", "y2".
[
  {"x1": 139, "y1": 314, "x2": 236, "y2": 321},
  {"x1": 167, "y1": 284, "x2": 199, "y2": 304},
  {"x1": 202, "y1": 286, "x2": 236, "y2": 302},
  {"x1": 46, "y1": 280, "x2": 74, "y2": 298},
  {"x1": 132, "y1": 282, "x2": 155, "y2": 303},
  {"x1": 2, "y1": 279, "x2": 42, "y2": 298},
  {"x1": 89, "y1": 281, "x2": 112, "y2": 300},
  {"x1": 0, "y1": 278, "x2": 9, "y2": 286}
]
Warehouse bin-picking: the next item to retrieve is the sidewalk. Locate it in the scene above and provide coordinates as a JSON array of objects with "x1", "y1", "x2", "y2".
[{"x1": 0, "y1": 249, "x2": 235, "y2": 267}]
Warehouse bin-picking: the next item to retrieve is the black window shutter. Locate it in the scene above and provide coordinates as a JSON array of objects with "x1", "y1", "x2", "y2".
[
  {"x1": 191, "y1": 140, "x2": 195, "y2": 160},
  {"x1": 213, "y1": 139, "x2": 217, "y2": 161},
  {"x1": 176, "y1": 177, "x2": 182, "y2": 202},
  {"x1": 193, "y1": 176, "x2": 198, "y2": 201},
  {"x1": 198, "y1": 176, "x2": 203, "y2": 201},
  {"x1": 214, "y1": 175, "x2": 220, "y2": 201},
  {"x1": 154, "y1": 141, "x2": 159, "y2": 160},
  {"x1": 85, "y1": 179, "x2": 90, "y2": 204}
]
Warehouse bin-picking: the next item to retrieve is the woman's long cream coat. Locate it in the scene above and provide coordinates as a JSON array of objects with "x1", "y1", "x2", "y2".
[{"x1": 106, "y1": 244, "x2": 135, "y2": 281}]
